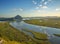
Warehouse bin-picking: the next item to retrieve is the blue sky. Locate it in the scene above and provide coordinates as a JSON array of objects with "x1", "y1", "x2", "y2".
[{"x1": 0, "y1": 0, "x2": 60, "y2": 17}]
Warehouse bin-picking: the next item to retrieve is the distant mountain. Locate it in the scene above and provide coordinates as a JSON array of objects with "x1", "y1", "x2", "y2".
[
  {"x1": 14, "y1": 15, "x2": 22, "y2": 19},
  {"x1": 0, "y1": 15, "x2": 23, "y2": 21},
  {"x1": 23, "y1": 16, "x2": 60, "y2": 20},
  {"x1": 14, "y1": 15, "x2": 22, "y2": 22}
]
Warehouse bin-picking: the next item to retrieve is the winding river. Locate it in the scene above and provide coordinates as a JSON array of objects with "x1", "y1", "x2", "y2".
[{"x1": 10, "y1": 21, "x2": 60, "y2": 44}]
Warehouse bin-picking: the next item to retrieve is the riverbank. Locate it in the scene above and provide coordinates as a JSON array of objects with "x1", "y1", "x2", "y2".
[
  {"x1": 0, "y1": 22, "x2": 50, "y2": 44},
  {"x1": 10, "y1": 21, "x2": 60, "y2": 44},
  {"x1": 54, "y1": 34, "x2": 60, "y2": 37},
  {"x1": 23, "y1": 29, "x2": 48, "y2": 40},
  {"x1": 24, "y1": 19, "x2": 60, "y2": 28}
]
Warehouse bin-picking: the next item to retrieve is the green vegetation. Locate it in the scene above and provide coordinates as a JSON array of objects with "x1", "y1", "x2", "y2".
[
  {"x1": 32, "y1": 32, "x2": 48, "y2": 40},
  {"x1": 24, "y1": 19, "x2": 60, "y2": 28},
  {"x1": 0, "y1": 22, "x2": 50, "y2": 44},
  {"x1": 54, "y1": 34, "x2": 60, "y2": 37},
  {"x1": 0, "y1": 38, "x2": 21, "y2": 44},
  {"x1": 23, "y1": 29, "x2": 50, "y2": 44},
  {"x1": 23, "y1": 29, "x2": 48, "y2": 40}
]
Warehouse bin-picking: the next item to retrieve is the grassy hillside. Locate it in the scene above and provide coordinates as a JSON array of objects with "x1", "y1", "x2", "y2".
[
  {"x1": 0, "y1": 22, "x2": 50, "y2": 44},
  {"x1": 0, "y1": 38, "x2": 21, "y2": 44},
  {"x1": 24, "y1": 19, "x2": 60, "y2": 28}
]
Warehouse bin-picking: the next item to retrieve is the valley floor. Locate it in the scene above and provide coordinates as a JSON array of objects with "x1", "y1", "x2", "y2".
[{"x1": 0, "y1": 22, "x2": 50, "y2": 44}]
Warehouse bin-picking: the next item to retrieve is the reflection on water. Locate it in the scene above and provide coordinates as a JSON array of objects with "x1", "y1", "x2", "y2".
[{"x1": 10, "y1": 21, "x2": 60, "y2": 44}]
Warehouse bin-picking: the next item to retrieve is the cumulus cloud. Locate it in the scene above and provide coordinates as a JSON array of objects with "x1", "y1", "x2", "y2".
[
  {"x1": 37, "y1": 10, "x2": 41, "y2": 12},
  {"x1": 12, "y1": 8, "x2": 23, "y2": 11},
  {"x1": 36, "y1": 6, "x2": 39, "y2": 9},
  {"x1": 39, "y1": 5, "x2": 42, "y2": 7},
  {"x1": 48, "y1": 0, "x2": 52, "y2": 1},
  {"x1": 36, "y1": 9, "x2": 46, "y2": 13},
  {"x1": 44, "y1": 2, "x2": 48, "y2": 5},
  {"x1": 56, "y1": 8, "x2": 60, "y2": 11},
  {"x1": 41, "y1": 6, "x2": 48, "y2": 8},
  {"x1": 42, "y1": 0, "x2": 45, "y2": 2},
  {"x1": 32, "y1": 0, "x2": 52, "y2": 10},
  {"x1": 36, "y1": 5, "x2": 48, "y2": 9},
  {"x1": 19, "y1": 8, "x2": 23, "y2": 11},
  {"x1": 13, "y1": 8, "x2": 17, "y2": 11},
  {"x1": 32, "y1": 0, "x2": 37, "y2": 5}
]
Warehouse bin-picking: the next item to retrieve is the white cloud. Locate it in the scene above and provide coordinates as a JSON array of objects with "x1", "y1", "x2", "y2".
[
  {"x1": 13, "y1": 8, "x2": 18, "y2": 11},
  {"x1": 37, "y1": 10, "x2": 41, "y2": 12},
  {"x1": 32, "y1": 0, "x2": 51, "y2": 11},
  {"x1": 36, "y1": 6, "x2": 39, "y2": 9},
  {"x1": 12, "y1": 8, "x2": 23, "y2": 12},
  {"x1": 48, "y1": 0, "x2": 52, "y2": 1},
  {"x1": 34, "y1": 9, "x2": 46, "y2": 13},
  {"x1": 44, "y1": 2, "x2": 48, "y2": 5},
  {"x1": 56, "y1": 8, "x2": 60, "y2": 11},
  {"x1": 32, "y1": 0, "x2": 37, "y2": 4},
  {"x1": 41, "y1": 6, "x2": 48, "y2": 9},
  {"x1": 42, "y1": 0, "x2": 45, "y2": 2},
  {"x1": 39, "y1": 5, "x2": 42, "y2": 7},
  {"x1": 19, "y1": 8, "x2": 23, "y2": 11}
]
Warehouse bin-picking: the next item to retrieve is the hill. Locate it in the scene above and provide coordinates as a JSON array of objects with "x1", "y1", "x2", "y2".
[{"x1": 0, "y1": 15, "x2": 22, "y2": 21}]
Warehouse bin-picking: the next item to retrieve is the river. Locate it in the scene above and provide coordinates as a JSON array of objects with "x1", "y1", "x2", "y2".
[{"x1": 10, "y1": 21, "x2": 60, "y2": 44}]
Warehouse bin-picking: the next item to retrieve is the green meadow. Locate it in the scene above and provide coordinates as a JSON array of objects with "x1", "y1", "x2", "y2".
[
  {"x1": 24, "y1": 19, "x2": 60, "y2": 28},
  {"x1": 0, "y1": 22, "x2": 50, "y2": 44},
  {"x1": 54, "y1": 34, "x2": 60, "y2": 37}
]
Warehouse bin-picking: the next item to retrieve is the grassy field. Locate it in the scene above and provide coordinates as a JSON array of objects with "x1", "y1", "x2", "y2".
[
  {"x1": 24, "y1": 19, "x2": 60, "y2": 28},
  {"x1": 23, "y1": 29, "x2": 48, "y2": 40},
  {"x1": 23, "y1": 29, "x2": 50, "y2": 44},
  {"x1": 0, "y1": 22, "x2": 50, "y2": 44},
  {"x1": 54, "y1": 34, "x2": 60, "y2": 37}
]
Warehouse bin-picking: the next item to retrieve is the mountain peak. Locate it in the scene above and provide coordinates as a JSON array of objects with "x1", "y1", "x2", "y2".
[{"x1": 14, "y1": 15, "x2": 23, "y2": 22}]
